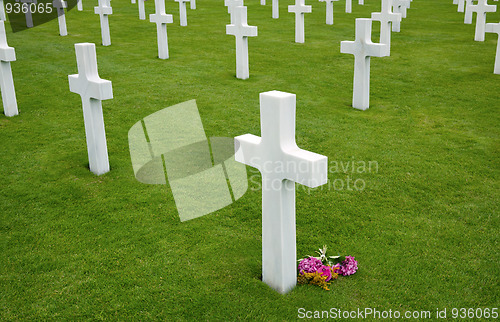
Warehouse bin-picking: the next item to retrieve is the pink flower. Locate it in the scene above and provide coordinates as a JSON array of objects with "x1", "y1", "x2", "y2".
[
  {"x1": 339, "y1": 256, "x2": 358, "y2": 276},
  {"x1": 298, "y1": 257, "x2": 323, "y2": 274},
  {"x1": 318, "y1": 265, "x2": 333, "y2": 281}
]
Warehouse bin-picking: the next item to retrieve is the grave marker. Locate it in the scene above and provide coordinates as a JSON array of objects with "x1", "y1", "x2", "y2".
[
  {"x1": 138, "y1": 0, "x2": 146, "y2": 20},
  {"x1": 77, "y1": 0, "x2": 83, "y2": 11},
  {"x1": 272, "y1": 0, "x2": 279, "y2": 18},
  {"x1": 0, "y1": 0, "x2": 7, "y2": 20},
  {"x1": 225, "y1": 0, "x2": 244, "y2": 24},
  {"x1": 318, "y1": 0, "x2": 338, "y2": 25},
  {"x1": 190, "y1": 0, "x2": 196, "y2": 9},
  {"x1": 235, "y1": 90, "x2": 328, "y2": 294},
  {"x1": 176, "y1": 0, "x2": 190, "y2": 26},
  {"x1": 52, "y1": 0, "x2": 68, "y2": 36},
  {"x1": 346, "y1": 0, "x2": 352, "y2": 13},
  {"x1": 150, "y1": 0, "x2": 173, "y2": 59},
  {"x1": 0, "y1": 21, "x2": 18, "y2": 117},
  {"x1": 20, "y1": 0, "x2": 36, "y2": 28},
  {"x1": 94, "y1": 0, "x2": 112, "y2": 46},
  {"x1": 68, "y1": 43, "x2": 113, "y2": 176},
  {"x1": 469, "y1": 0, "x2": 497, "y2": 41},
  {"x1": 465, "y1": 0, "x2": 474, "y2": 24},
  {"x1": 341, "y1": 18, "x2": 389, "y2": 110},
  {"x1": 485, "y1": 22, "x2": 500, "y2": 73},
  {"x1": 288, "y1": 0, "x2": 311, "y2": 43},
  {"x1": 226, "y1": 5, "x2": 257, "y2": 79},
  {"x1": 371, "y1": 0, "x2": 401, "y2": 50}
]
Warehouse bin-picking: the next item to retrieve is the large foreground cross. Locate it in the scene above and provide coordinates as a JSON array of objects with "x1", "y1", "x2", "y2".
[
  {"x1": 235, "y1": 91, "x2": 328, "y2": 294},
  {"x1": 341, "y1": 18, "x2": 389, "y2": 110},
  {"x1": 68, "y1": 43, "x2": 113, "y2": 176}
]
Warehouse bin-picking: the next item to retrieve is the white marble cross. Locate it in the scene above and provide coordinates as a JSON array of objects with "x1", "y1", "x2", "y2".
[
  {"x1": 261, "y1": 0, "x2": 265, "y2": 5},
  {"x1": 358, "y1": 0, "x2": 364, "y2": 4},
  {"x1": 226, "y1": 6, "x2": 257, "y2": 79},
  {"x1": 0, "y1": 21, "x2": 18, "y2": 117},
  {"x1": 470, "y1": 0, "x2": 497, "y2": 41},
  {"x1": 0, "y1": 0, "x2": 6, "y2": 20},
  {"x1": 393, "y1": 0, "x2": 410, "y2": 18},
  {"x1": 371, "y1": 0, "x2": 401, "y2": 50},
  {"x1": 486, "y1": 22, "x2": 500, "y2": 74},
  {"x1": 52, "y1": 0, "x2": 68, "y2": 36},
  {"x1": 68, "y1": 43, "x2": 113, "y2": 176},
  {"x1": 131, "y1": 0, "x2": 136, "y2": 3},
  {"x1": 346, "y1": 0, "x2": 352, "y2": 13},
  {"x1": 20, "y1": 0, "x2": 36, "y2": 28},
  {"x1": 319, "y1": 0, "x2": 338, "y2": 25},
  {"x1": 176, "y1": 0, "x2": 190, "y2": 26},
  {"x1": 77, "y1": 0, "x2": 83, "y2": 11},
  {"x1": 341, "y1": 18, "x2": 389, "y2": 110},
  {"x1": 150, "y1": 0, "x2": 173, "y2": 59},
  {"x1": 190, "y1": 0, "x2": 196, "y2": 9},
  {"x1": 464, "y1": 0, "x2": 475, "y2": 24},
  {"x1": 94, "y1": 0, "x2": 112, "y2": 46},
  {"x1": 288, "y1": 0, "x2": 311, "y2": 43},
  {"x1": 457, "y1": 0, "x2": 466, "y2": 12},
  {"x1": 225, "y1": 0, "x2": 244, "y2": 24},
  {"x1": 138, "y1": 0, "x2": 146, "y2": 20},
  {"x1": 272, "y1": 0, "x2": 279, "y2": 18},
  {"x1": 235, "y1": 90, "x2": 328, "y2": 294}
]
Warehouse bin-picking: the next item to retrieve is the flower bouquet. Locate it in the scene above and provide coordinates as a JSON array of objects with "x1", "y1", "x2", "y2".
[{"x1": 297, "y1": 245, "x2": 358, "y2": 290}]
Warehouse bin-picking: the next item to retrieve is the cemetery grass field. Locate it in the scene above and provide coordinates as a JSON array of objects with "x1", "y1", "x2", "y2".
[{"x1": 1, "y1": 0, "x2": 499, "y2": 319}]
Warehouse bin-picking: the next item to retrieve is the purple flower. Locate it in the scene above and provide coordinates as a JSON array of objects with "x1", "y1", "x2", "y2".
[
  {"x1": 339, "y1": 256, "x2": 358, "y2": 276},
  {"x1": 298, "y1": 257, "x2": 323, "y2": 274},
  {"x1": 318, "y1": 265, "x2": 333, "y2": 281}
]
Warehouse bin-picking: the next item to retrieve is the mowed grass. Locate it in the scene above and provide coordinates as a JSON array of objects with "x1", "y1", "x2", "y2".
[{"x1": 1, "y1": 0, "x2": 499, "y2": 319}]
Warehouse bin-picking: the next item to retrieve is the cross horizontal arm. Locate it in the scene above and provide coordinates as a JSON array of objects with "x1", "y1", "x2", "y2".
[
  {"x1": 235, "y1": 133, "x2": 262, "y2": 170},
  {"x1": 283, "y1": 147, "x2": 327, "y2": 188}
]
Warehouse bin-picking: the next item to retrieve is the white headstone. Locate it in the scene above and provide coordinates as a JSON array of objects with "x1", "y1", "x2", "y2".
[
  {"x1": 464, "y1": 0, "x2": 474, "y2": 24},
  {"x1": 176, "y1": 0, "x2": 190, "y2": 26},
  {"x1": 0, "y1": 0, "x2": 7, "y2": 20},
  {"x1": 235, "y1": 90, "x2": 328, "y2": 294},
  {"x1": 131, "y1": 0, "x2": 136, "y2": 3},
  {"x1": 261, "y1": 0, "x2": 265, "y2": 5},
  {"x1": 190, "y1": 0, "x2": 196, "y2": 9},
  {"x1": 393, "y1": 0, "x2": 410, "y2": 18},
  {"x1": 0, "y1": 21, "x2": 18, "y2": 117},
  {"x1": 453, "y1": 0, "x2": 459, "y2": 4},
  {"x1": 20, "y1": 0, "x2": 36, "y2": 28},
  {"x1": 53, "y1": 0, "x2": 68, "y2": 36},
  {"x1": 138, "y1": 0, "x2": 146, "y2": 20},
  {"x1": 346, "y1": 0, "x2": 352, "y2": 13},
  {"x1": 225, "y1": 0, "x2": 244, "y2": 24},
  {"x1": 77, "y1": 0, "x2": 83, "y2": 11},
  {"x1": 94, "y1": 0, "x2": 112, "y2": 46},
  {"x1": 341, "y1": 18, "x2": 389, "y2": 110},
  {"x1": 485, "y1": 22, "x2": 500, "y2": 74},
  {"x1": 226, "y1": 6, "x2": 257, "y2": 79},
  {"x1": 318, "y1": 0, "x2": 338, "y2": 25},
  {"x1": 371, "y1": 0, "x2": 401, "y2": 50},
  {"x1": 272, "y1": 0, "x2": 279, "y2": 18},
  {"x1": 457, "y1": 0, "x2": 465, "y2": 12},
  {"x1": 68, "y1": 43, "x2": 113, "y2": 176},
  {"x1": 470, "y1": 0, "x2": 497, "y2": 41},
  {"x1": 150, "y1": 0, "x2": 173, "y2": 59},
  {"x1": 288, "y1": 0, "x2": 311, "y2": 43},
  {"x1": 359, "y1": 0, "x2": 364, "y2": 4}
]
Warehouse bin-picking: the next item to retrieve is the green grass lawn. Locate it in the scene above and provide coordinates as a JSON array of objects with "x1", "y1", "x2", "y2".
[{"x1": 1, "y1": 0, "x2": 499, "y2": 319}]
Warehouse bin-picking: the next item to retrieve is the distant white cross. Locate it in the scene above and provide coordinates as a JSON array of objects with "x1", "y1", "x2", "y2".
[
  {"x1": 235, "y1": 90, "x2": 328, "y2": 294},
  {"x1": 318, "y1": 0, "x2": 338, "y2": 25},
  {"x1": 371, "y1": 0, "x2": 401, "y2": 49},
  {"x1": 20, "y1": 0, "x2": 36, "y2": 28},
  {"x1": 457, "y1": 0, "x2": 466, "y2": 12},
  {"x1": 464, "y1": 0, "x2": 475, "y2": 24},
  {"x1": 52, "y1": 0, "x2": 68, "y2": 36},
  {"x1": 346, "y1": 0, "x2": 352, "y2": 13},
  {"x1": 94, "y1": 0, "x2": 112, "y2": 46},
  {"x1": 131, "y1": 0, "x2": 135, "y2": 3},
  {"x1": 68, "y1": 43, "x2": 113, "y2": 176},
  {"x1": 485, "y1": 22, "x2": 500, "y2": 74},
  {"x1": 470, "y1": 0, "x2": 497, "y2": 41},
  {"x1": 150, "y1": 0, "x2": 173, "y2": 59},
  {"x1": 393, "y1": 0, "x2": 410, "y2": 18},
  {"x1": 261, "y1": 0, "x2": 265, "y2": 5},
  {"x1": 226, "y1": 5, "x2": 257, "y2": 79},
  {"x1": 138, "y1": 0, "x2": 146, "y2": 20},
  {"x1": 175, "y1": 0, "x2": 190, "y2": 26},
  {"x1": 0, "y1": 21, "x2": 18, "y2": 117},
  {"x1": 77, "y1": 0, "x2": 82, "y2": 11},
  {"x1": 225, "y1": 0, "x2": 243, "y2": 24},
  {"x1": 288, "y1": 0, "x2": 311, "y2": 43},
  {"x1": 341, "y1": 18, "x2": 389, "y2": 110},
  {"x1": 190, "y1": 0, "x2": 196, "y2": 9},
  {"x1": 272, "y1": 0, "x2": 279, "y2": 18},
  {"x1": 359, "y1": 0, "x2": 364, "y2": 4}
]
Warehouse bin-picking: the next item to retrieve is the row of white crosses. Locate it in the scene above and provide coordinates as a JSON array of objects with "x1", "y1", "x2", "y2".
[
  {"x1": 135, "y1": 0, "x2": 192, "y2": 26},
  {"x1": 455, "y1": 0, "x2": 500, "y2": 74},
  {"x1": 0, "y1": 21, "x2": 17, "y2": 117},
  {"x1": 341, "y1": 0, "x2": 402, "y2": 110}
]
